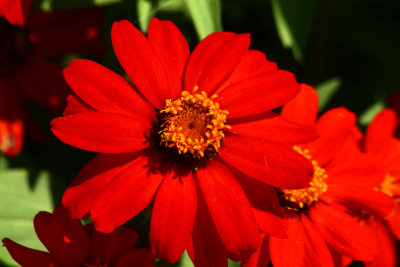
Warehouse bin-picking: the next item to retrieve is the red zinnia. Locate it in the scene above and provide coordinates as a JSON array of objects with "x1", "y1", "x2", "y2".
[
  {"x1": 352, "y1": 108, "x2": 400, "y2": 267},
  {"x1": 0, "y1": 0, "x2": 103, "y2": 156},
  {"x1": 2, "y1": 206, "x2": 156, "y2": 267},
  {"x1": 51, "y1": 18, "x2": 318, "y2": 264},
  {"x1": 241, "y1": 84, "x2": 394, "y2": 267}
]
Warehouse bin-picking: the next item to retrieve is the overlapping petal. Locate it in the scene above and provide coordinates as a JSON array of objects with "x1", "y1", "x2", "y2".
[{"x1": 150, "y1": 166, "x2": 197, "y2": 263}]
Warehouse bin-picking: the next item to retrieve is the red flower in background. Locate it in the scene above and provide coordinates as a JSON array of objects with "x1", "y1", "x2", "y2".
[
  {"x1": 51, "y1": 18, "x2": 319, "y2": 264},
  {"x1": 2, "y1": 206, "x2": 156, "y2": 267},
  {"x1": 351, "y1": 108, "x2": 400, "y2": 267},
  {"x1": 241, "y1": 84, "x2": 394, "y2": 267},
  {"x1": 0, "y1": 0, "x2": 103, "y2": 156}
]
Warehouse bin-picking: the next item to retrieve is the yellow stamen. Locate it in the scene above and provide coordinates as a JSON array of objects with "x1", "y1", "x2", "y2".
[
  {"x1": 159, "y1": 89, "x2": 229, "y2": 158},
  {"x1": 376, "y1": 174, "x2": 399, "y2": 200},
  {"x1": 281, "y1": 146, "x2": 328, "y2": 209}
]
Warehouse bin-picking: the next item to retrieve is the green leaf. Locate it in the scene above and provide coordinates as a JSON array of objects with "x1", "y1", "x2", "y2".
[
  {"x1": 183, "y1": 0, "x2": 222, "y2": 39},
  {"x1": 0, "y1": 170, "x2": 65, "y2": 266},
  {"x1": 315, "y1": 77, "x2": 342, "y2": 111},
  {"x1": 34, "y1": 0, "x2": 121, "y2": 11},
  {"x1": 137, "y1": 0, "x2": 185, "y2": 33},
  {"x1": 271, "y1": 0, "x2": 316, "y2": 61},
  {"x1": 359, "y1": 100, "x2": 386, "y2": 126}
]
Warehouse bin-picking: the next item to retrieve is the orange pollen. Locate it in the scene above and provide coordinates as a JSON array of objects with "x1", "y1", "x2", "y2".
[
  {"x1": 159, "y1": 87, "x2": 230, "y2": 158},
  {"x1": 281, "y1": 146, "x2": 328, "y2": 209},
  {"x1": 375, "y1": 174, "x2": 399, "y2": 200}
]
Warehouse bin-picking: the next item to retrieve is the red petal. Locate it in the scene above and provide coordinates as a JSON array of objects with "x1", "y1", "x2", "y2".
[
  {"x1": 184, "y1": 32, "x2": 250, "y2": 95},
  {"x1": 216, "y1": 70, "x2": 299, "y2": 119},
  {"x1": 114, "y1": 248, "x2": 156, "y2": 267},
  {"x1": 219, "y1": 134, "x2": 313, "y2": 189},
  {"x1": 111, "y1": 20, "x2": 171, "y2": 109},
  {"x1": 63, "y1": 152, "x2": 140, "y2": 219},
  {"x1": 307, "y1": 107, "x2": 356, "y2": 166},
  {"x1": 148, "y1": 18, "x2": 189, "y2": 100},
  {"x1": 229, "y1": 112, "x2": 318, "y2": 145},
  {"x1": 270, "y1": 216, "x2": 306, "y2": 267},
  {"x1": 63, "y1": 95, "x2": 94, "y2": 116},
  {"x1": 34, "y1": 209, "x2": 89, "y2": 266},
  {"x1": 196, "y1": 160, "x2": 259, "y2": 260},
  {"x1": 326, "y1": 152, "x2": 385, "y2": 188},
  {"x1": 364, "y1": 219, "x2": 397, "y2": 267},
  {"x1": 386, "y1": 204, "x2": 400, "y2": 240},
  {"x1": 51, "y1": 111, "x2": 151, "y2": 153},
  {"x1": 320, "y1": 183, "x2": 394, "y2": 217},
  {"x1": 232, "y1": 168, "x2": 287, "y2": 238},
  {"x1": 90, "y1": 227, "x2": 139, "y2": 265},
  {"x1": 150, "y1": 166, "x2": 197, "y2": 263},
  {"x1": 63, "y1": 59, "x2": 154, "y2": 120},
  {"x1": 0, "y1": 0, "x2": 31, "y2": 26},
  {"x1": 90, "y1": 153, "x2": 164, "y2": 233},
  {"x1": 281, "y1": 83, "x2": 319, "y2": 125},
  {"x1": 300, "y1": 215, "x2": 334, "y2": 267},
  {"x1": 2, "y1": 238, "x2": 55, "y2": 267},
  {"x1": 309, "y1": 203, "x2": 378, "y2": 261},
  {"x1": 241, "y1": 233, "x2": 270, "y2": 267},
  {"x1": 187, "y1": 191, "x2": 228, "y2": 267},
  {"x1": 365, "y1": 109, "x2": 397, "y2": 155}
]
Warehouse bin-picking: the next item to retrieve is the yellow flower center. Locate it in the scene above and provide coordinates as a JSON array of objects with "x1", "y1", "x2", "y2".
[
  {"x1": 158, "y1": 87, "x2": 230, "y2": 159},
  {"x1": 281, "y1": 146, "x2": 328, "y2": 210},
  {"x1": 376, "y1": 174, "x2": 399, "y2": 201}
]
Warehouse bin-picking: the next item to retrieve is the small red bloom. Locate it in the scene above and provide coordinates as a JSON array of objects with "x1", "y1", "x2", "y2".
[
  {"x1": 2, "y1": 205, "x2": 156, "y2": 267},
  {"x1": 242, "y1": 84, "x2": 394, "y2": 267},
  {"x1": 52, "y1": 18, "x2": 318, "y2": 264},
  {"x1": 0, "y1": 0, "x2": 104, "y2": 156}
]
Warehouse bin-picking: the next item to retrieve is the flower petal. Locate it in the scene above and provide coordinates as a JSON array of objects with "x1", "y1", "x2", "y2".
[
  {"x1": 2, "y1": 238, "x2": 54, "y2": 267},
  {"x1": 219, "y1": 134, "x2": 313, "y2": 189},
  {"x1": 196, "y1": 160, "x2": 259, "y2": 260},
  {"x1": 281, "y1": 83, "x2": 319, "y2": 125},
  {"x1": 0, "y1": 0, "x2": 31, "y2": 26},
  {"x1": 307, "y1": 107, "x2": 356, "y2": 166},
  {"x1": 63, "y1": 59, "x2": 154, "y2": 119},
  {"x1": 90, "y1": 153, "x2": 164, "y2": 233},
  {"x1": 148, "y1": 18, "x2": 190, "y2": 100},
  {"x1": 309, "y1": 203, "x2": 378, "y2": 261},
  {"x1": 114, "y1": 248, "x2": 156, "y2": 267},
  {"x1": 232, "y1": 167, "x2": 287, "y2": 238},
  {"x1": 63, "y1": 95, "x2": 94, "y2": 116},
  {"x1": 51, "y1": 111, "x2": 151, "y2": 153},
  {"x1": 229, "y1": 112, "x2": 318, "y2": 145},
  {"x1": 320, "y1": 183, "x2": 394, "y2": 217},
  {"x1": 386, "y1": 204, "x2": 400, "y2": 240},
  {"x1": 184, "y1": 32, "x2": 250, "y2": 95},
  {"x1": 150, "y1": 166, "x2": 197, "y2": 263},
  {"x1": 90, "y1": 227, "x2": 139, "y2": 265},
  {"x1": 216, "y1": 69, "x2": 299, "y2": 119},
  {"x1": 365, "y1": 108, "x2": 397, "y2": 155},
  {"x1": 111, "y1": 20, "x2": 171, "y2": 109},
  {"x1": 34, "y1": 209, "x2": 90, "y2": 266},
  {"x1": 301, "y1": 215, "x2": 334, "y2": 267},
  {"x1": 187, "y1": 191, "x2": 228, "y2": 267},
  {"x1": 63, "y1": 152, "x2": 140, "y2": 218},
  {"x1": 270, "y1": 216, "x2": 305, "y2": 267},
  {"x1": 241, "y1": 233, "x2": 270, "y2": 267}
]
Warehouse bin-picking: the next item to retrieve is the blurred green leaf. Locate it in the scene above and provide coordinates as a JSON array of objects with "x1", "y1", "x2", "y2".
[
  {"x1": 316, "y1": 77, "x2": 342, "y2": 111},
  {"x1": 359, "y1": 100, "x2": 386, "y2": 126},
  {"x1": 271, "y1": 0, "x2": 316, "y2": 61},
  {"x1": 184, "y1": 0, "x2": 222, "y2": 39},
  {"x1": 137, "y1": 0, "x2": 185, "y2": 33},
  {"x1": 34, "y1": 0, "x2": 121, "y2": 10},
  {"x1": 0, "y1": 170, "x2": 64, "y2": 266}
]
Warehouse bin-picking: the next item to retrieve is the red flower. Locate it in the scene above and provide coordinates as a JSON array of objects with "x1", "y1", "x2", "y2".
[
  {"x1": 51, "y1": 18, "x2": 318, "y2": 264},
  {"x1": 352, "y1": 108, "x2": 400, "y2": 267},
  {"x1": 2, "y1": 205, "x2": 156, "y2": 267},
  {"x1": 242, "y1": 84, "x2": 394, "y2": 267},
  {"x1": 0, "y1": 0, "x2": 104, "y2": 156}
]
